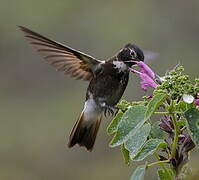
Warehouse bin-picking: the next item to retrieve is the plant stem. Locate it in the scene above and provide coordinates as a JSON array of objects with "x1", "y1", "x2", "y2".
[
  {"x1": 154, "y1": 152, "x2": 173, "y2": 179},
  {"x1": 171, "y1": 112, "x2": 179, "y2": 158},
  {"x1": 180, "y1": 126, "x2": 186, "y2": 132},
  {"x1": 147, "y1": 160, "x2": 170, "y2": 168},
  {"x1": 168, "y1": 100, "x2": 180, "y2": 177},
  {"x1": 154, "y1": 111, "x2": 170, "y2": 115},
  {"x1": 154, "y1": 152, "x2": 167, "y2": 171},
  {"x1": 154, "y1": 111, "x2": 183, "y2": 115}
]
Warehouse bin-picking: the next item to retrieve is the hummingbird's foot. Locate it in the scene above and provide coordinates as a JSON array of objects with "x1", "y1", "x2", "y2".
[
  {"x1": 114, "y1": 107, "x2": 119, "y2": 116},
  {"x1": 102, "y1": 104, "x2": 117, "y2": 117},
  {"x1": 104, "y1": 107, "x2": 114, "y2": 117}
]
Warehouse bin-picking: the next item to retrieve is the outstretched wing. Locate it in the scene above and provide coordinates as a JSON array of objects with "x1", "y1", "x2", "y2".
[{"x1": 19, "y1": 26, "x2": 102, "y2": 81}]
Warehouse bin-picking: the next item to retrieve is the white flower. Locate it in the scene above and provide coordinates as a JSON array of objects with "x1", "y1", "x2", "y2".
[{"x1": 182, "y1": 94, "x2": 194, "y2": 104}]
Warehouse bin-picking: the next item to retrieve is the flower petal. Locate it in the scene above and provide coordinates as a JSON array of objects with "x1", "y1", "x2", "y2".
[
  {"x1": 130, "y1": 66, "x2": 157, "y2": 91},
  {"x1": 182, "y1": 94, "x2": 194, "y2": 104},
  {"x1": 195, "y1": 99, "x2": 199, "y2": 106},
  {"x1": 159, "y1": 116, "x2": 173, "y2": 134},
  {"x1": 135, "y1": 61, "x2": 155, "y2": 79},
  {"x1": 139, "y1": 73, "x2": 158, "y2": 91}
]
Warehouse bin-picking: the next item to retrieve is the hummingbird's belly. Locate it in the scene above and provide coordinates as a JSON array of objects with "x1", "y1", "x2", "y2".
[{"x1": 86, "y1": 72, "x2": 129, "y2": 107}]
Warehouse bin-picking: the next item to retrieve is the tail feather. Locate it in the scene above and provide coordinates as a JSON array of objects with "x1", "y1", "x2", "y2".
[{"x1": 68, "y1": 111, "x2": 102, "y2": 151}]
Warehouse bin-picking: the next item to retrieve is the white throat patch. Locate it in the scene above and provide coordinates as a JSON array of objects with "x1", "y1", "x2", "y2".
[{"x1": 113, "y1": 61, "x2": 127, "y2": 72}]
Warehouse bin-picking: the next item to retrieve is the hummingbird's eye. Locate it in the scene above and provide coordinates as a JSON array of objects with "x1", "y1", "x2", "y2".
[{"x1": 130, "y1": 50, "x2": 137, "y2": 58}]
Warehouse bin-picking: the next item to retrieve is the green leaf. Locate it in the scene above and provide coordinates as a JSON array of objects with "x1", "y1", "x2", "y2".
[
  {"x1": 121, "y1": 144, "x2": 130, "y2": 165},
  {"x1": 145, "y1": 93, "x2": 167, "y2": 120},
  {"x1": 125, "y1": 123, "x2": 151, "y2": 159},
  {"x1": 107, "y1": 111, "x2": 123, "y2": 135},
  {"x1": 185, "y1": 108, "x2": 199, "y2": 148},
  {"x1": 175, "y1": 101, "x2": 187, "y2": 112},
  {"x1": 150, "y1": 121, "x2": 167, "y2": 139},
  {"x1": 133, "y1": 139, "x2": 167, "y2": 161},
  {"x1": 130, "y1": 163, "x2": 147, "y2": 180},
  {"x1": 157, "y1": 168, "x2": 174, "y2": 180},
  {"x1": 177, "y1": 118, "x2": 186, "y2": 127},
  {"x1": 117, "y1": 100, "x2": 131, "y2": 112},
  {"x1": 109, "y1": 105, "x2": 146, "y2": 147}
]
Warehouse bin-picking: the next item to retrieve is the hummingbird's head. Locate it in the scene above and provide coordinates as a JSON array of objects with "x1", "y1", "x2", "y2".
[{"x1": 117, "y1": 43, "x2": 144, "y2": 67}]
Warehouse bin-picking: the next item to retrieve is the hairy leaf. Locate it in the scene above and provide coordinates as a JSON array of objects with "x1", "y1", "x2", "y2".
[
  {"x1": 185, "y1": 108, "x2": 199, "y2": 148},
  {"x1": 109, "y1": 105, "x2": 146, "y2": 147},
  {"x1": 133, "y1": 139, "x2": 167, "y2": 161},
  {"x1": 107, "y1": 111, "x2": 123, "y2": 135},
  {"x1": 145, "y1": 93, "x2": 167, "y2": 120},
  {"x1": 125, "y1": 123, "x2": 151, "y2": 159},
  {"x1": 121, "y1": 144, "x2": 130, "y2": 165},
  {"x1": 150, "y1": 121, "x2": 167, "y2": 139},
  {"x1": 130, "y1": 163, "x2": 147, "y2": 180}
]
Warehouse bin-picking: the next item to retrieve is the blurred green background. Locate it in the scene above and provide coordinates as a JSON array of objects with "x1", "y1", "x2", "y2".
[{"x1": 0, "y1": 0, "x2": 199, "y2": 179}]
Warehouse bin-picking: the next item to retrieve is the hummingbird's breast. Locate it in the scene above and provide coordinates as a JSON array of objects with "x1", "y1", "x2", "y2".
[{"x1": 86, "y1": 61, "x2": 129, "y2": 107}]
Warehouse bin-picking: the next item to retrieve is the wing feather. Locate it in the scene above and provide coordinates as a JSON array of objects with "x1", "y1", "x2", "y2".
[{"x1": 19, "y1": 26, "x2": 102, "y2": 81}]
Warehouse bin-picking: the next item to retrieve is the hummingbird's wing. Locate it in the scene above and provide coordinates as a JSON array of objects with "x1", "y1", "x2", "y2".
[
  {"x1": 19, "y1": 26, "x2": 102, "y2": 81},
  {"x1": 143, "y1": 50, "x2": 159, "y2": 63}
]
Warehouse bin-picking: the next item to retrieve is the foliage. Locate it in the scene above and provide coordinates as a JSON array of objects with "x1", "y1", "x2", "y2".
[{"x1": 107, "y1": 65, "x2": 199, "y2": 180}]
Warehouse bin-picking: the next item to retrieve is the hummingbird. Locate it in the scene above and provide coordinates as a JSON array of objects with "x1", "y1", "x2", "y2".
[{"x1": 19, "y1": 26, "x2": 144, "y2": 151}]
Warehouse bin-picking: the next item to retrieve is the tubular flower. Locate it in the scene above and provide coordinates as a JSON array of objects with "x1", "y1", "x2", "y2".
[
  {"x1": 181, "y1": 134, "x2": 195, "y2": 153},
  {"x1": 159, "y1": 116, "x2": 173, "y2": 134},
  {"x1": 171, "y1": 134, "x2": 195, "y2": 173},
  {"x1": 135, "y1": 61, "x2": 155, "y2": 79},
  {"x1": 130, "y1": 62, "x2": 158, "y2": 91}
]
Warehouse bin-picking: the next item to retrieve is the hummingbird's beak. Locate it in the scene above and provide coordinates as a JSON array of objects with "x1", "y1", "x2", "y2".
[{"x1": 130, "y1": 60, "x2": 140, "y2": 65}]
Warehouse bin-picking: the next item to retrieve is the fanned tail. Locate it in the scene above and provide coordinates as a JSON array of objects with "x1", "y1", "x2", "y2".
[{"x1": 68, "y1": 109, "x2": 102, "y2": 151}]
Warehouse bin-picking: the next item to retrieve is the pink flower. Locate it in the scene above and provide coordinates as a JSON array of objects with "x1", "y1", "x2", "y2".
[
  {"x1": 195, "y1": 99, "x2": 199, "y2": 106},
  {"x1": 135, "y1": 61, "x2": 155, "y2": 79},
  {"x1": 130, "y1": 62, "x2": 158, "y2": 91},
  {"x1": 194, "y1": 92, "x2": 199, "y2": 106}
]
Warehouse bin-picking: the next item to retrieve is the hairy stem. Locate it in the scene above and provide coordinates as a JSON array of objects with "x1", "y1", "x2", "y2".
[
  {"x1": 171, "y1": 113, "x2": 179, "y2": 158},
  {"x1": 168, "y1": 100, "x2": 180, "y2": 177},
  {"x1": 147, "y1": 160, "x2": 170, "y2": 168},
  {"x1": 154, "y1": 111, "x2": 183, "y2": 115},
  {"x1": 154, "y1": 112, "x2": 170, "y2": 115},
  {"x1": 154, "y1": 152, "x2": 173, "y2": 179}
]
